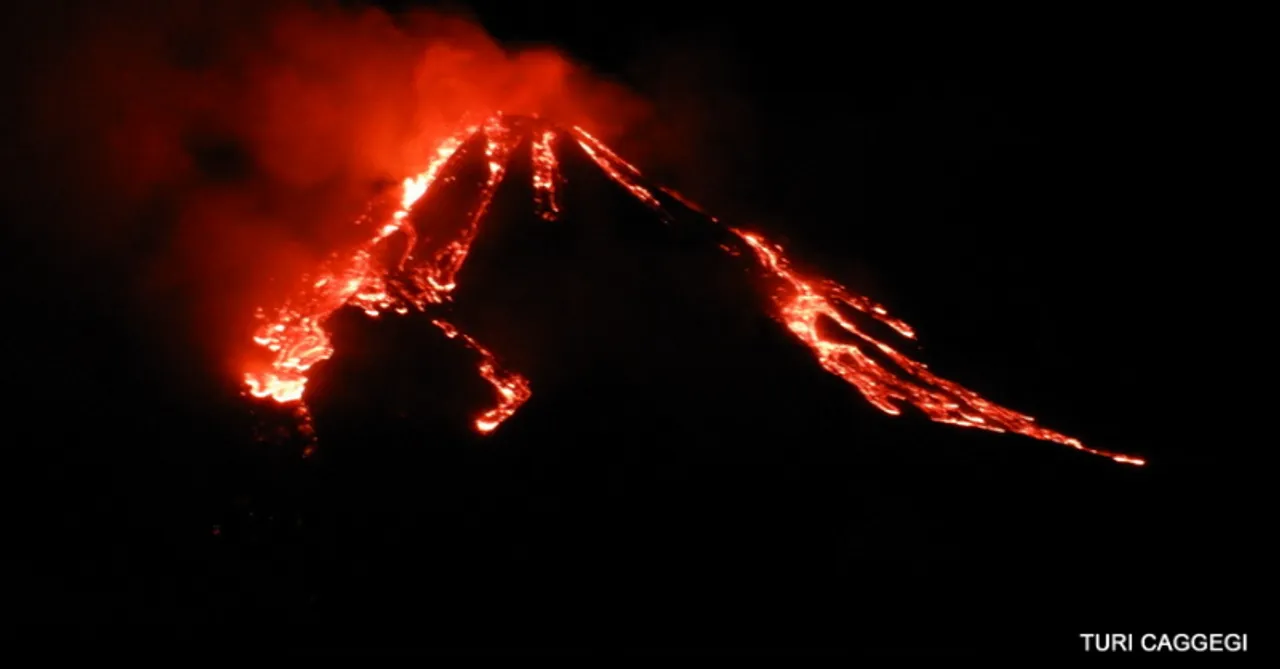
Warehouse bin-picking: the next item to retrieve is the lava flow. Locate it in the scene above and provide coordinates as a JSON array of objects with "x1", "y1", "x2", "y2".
[{"x1": 243, "y1": 112, "x2": 1144, "y2": 466}]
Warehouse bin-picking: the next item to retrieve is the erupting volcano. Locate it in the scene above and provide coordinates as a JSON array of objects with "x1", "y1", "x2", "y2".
[{"x1": 242, "y1": 113, "x2": 1144, "y2": 466}]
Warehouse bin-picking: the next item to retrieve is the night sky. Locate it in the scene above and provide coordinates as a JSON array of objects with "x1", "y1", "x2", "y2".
[{"x1": 2, "y1": 0, "x2": 1257, "y2": 656}]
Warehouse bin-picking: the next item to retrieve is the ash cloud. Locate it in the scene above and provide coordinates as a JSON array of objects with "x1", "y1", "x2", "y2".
[{"x1": 3, "y1": 0, "x2": 648, "y2": 377}]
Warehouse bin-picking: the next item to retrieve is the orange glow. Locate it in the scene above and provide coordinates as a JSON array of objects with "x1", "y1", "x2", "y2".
[{"x1": 243, "y1": 114, "x2": 1143, "y2": 466}]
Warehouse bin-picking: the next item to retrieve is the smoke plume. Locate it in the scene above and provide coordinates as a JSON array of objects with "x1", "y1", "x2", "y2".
[{"x1": 3, "y1": 0, "x2": 649, "y2": 377}]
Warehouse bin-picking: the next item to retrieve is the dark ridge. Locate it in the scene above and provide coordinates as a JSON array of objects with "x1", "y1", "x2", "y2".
[
  {"x1": 6, "y1": 119, "x2": 1254, "y2": 653},
  {"x1": 144, "y1": 124, "x2": 1211, "y2": 650}
]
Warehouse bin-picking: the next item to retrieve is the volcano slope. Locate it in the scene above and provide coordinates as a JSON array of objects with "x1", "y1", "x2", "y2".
[
  {"x1": 9, "y1": 119, "x2": 1254, "y2": 653},
  {"x1": 221, "y1": 120, "x2": 1160, "y2": 648},
  {"x1": 244, "y1": 116, "x2": 1140, "y2": 465}
]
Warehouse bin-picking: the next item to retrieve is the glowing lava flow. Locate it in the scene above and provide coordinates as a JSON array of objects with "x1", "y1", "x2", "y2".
[
  {"x1": 242, "y1": 114, "x2": 1143, "y2": 466},
  {"x1": 244, "y1": 115, "x2": 529, "y2": 433},
  {"x1": 729, "y1": 231, "x2": 1144, "y2": 466},
  {"x1": 573, "y1": 126, "x2": 665, "y2": 214},
  {"x1": 532, "y1": 129, "x2": 561, "y2": 220}
]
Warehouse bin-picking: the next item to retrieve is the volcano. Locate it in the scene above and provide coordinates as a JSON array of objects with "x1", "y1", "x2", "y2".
[{"x1": 242, "y1": 113, "x2": 1143, "y2": 466}]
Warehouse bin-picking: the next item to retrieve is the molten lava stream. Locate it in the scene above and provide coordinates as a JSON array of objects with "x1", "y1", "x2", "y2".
[
  {"x1": 244, "y1": 115, "x2": 531, "y2": 439},
  {"x1": 721, "y1": 229, "x2": 1143, "y2": 466},
  {"x1": 241, "y1": 113, "x2": 1143, "y2": 466}
]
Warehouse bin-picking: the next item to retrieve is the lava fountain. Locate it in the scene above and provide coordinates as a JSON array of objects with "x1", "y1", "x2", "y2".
[{"x1": 242, "y1": 113, "x2": 1144, "y2": 466}]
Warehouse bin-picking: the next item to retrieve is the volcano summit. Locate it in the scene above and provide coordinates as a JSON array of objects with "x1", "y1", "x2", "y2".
[{"x1": 242, "y1": 113, "x2": 1143, "y2": 466}]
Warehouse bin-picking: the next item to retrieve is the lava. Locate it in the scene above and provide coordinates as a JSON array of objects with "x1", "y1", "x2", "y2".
[
  {"x1": 431, "y1": 319, "x2": 532, "y2": 433},
  {"x1": 573, "y1": 125, "x2": 665, "y2": 214},
  {"x1": 729, "y1": 230, "x2": 1142, "y2": 466},
  {"x1": 531, "y1": 129, "x2": 561, "y2": 220},
  {"x1": 243, "y1": 116, "x2": 528, "y2": 432},
  {"x1": 243, "y1": 113, "x2": 1144, "y2": 466}
]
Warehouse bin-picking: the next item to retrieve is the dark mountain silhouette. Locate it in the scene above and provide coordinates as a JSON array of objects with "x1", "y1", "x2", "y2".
[{"x1": 5, "y1": 116, "x2": 1255, "y2": 654}]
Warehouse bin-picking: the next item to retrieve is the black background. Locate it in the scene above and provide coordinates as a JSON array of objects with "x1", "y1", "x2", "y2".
[{"x1": 3, "y1": 0, "x2": 1258, "y2": 656}]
